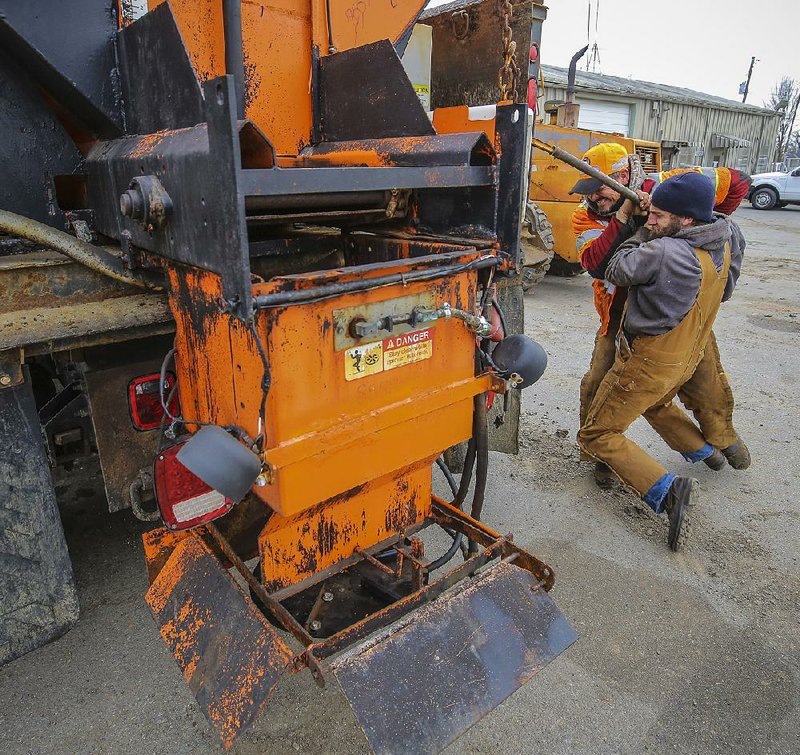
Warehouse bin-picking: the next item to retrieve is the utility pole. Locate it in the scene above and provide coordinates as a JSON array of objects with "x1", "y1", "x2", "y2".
[{"x1": 740, "y1": 56, "x2": 757, "y2": 103}]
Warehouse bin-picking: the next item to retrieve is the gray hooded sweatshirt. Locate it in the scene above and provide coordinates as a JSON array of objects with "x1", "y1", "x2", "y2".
[{"x1": 605, "y1": 215, "x2": 745, "y2": 337}]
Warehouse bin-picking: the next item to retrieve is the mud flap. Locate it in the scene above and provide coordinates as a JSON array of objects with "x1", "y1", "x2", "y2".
[
  {"x1": 331, "y1": 560, "x2": 576, "y2": 754},
  {"x1": 145, "y1": 535, "x2": 294, "y2": 749}
]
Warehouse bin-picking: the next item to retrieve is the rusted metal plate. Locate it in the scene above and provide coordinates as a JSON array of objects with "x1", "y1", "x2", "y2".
[
  {"x1": 332, "y1": 561, "x2": 576, "y2": 754},
  {"x1": 0, "y1": 293, "x2": 171, "y2": 353},
  {"x1": 146, "y1": 536, "x2": 294, "y2": 749}
]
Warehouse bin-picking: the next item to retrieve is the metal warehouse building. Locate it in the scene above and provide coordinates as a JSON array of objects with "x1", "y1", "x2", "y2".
[{"x1": 540, "y1": 64, "x2": 781, "y2": 173}]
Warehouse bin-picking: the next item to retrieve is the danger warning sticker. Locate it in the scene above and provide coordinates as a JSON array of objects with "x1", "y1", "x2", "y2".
[
  {"x1": 344, "y1": 328, "x2": 434, "y2": 381},
  {"x1": 383, "y1": 328, "x2": 434, "y2": 371}
]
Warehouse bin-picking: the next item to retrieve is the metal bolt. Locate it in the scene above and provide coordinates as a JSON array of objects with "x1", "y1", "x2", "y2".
[
  {"x1": 255, "y1": 473, "x2": 269, "y2": 487},
  {"x1": 119, "y1": 187, "x2": 144, "y2": 219},
  {"x1": 0, "y1": 373, "x2": 11, "y2": 386},
  {"x1": 309, "y1": 620, "x2": 322, "y2": 632},
  {"x1": 322, "y1": 591, "x2": 334, "y2": 602}
]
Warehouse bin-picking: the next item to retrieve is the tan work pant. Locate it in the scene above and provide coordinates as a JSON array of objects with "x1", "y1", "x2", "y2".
[{"x1": 580, "y1": 325, "x2": 737, "y2": 456}]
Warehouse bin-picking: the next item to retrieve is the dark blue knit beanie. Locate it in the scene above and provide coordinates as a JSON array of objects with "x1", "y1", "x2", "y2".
[{"x1": 651, "y1": 172, "x2": 715, "y2": 222}]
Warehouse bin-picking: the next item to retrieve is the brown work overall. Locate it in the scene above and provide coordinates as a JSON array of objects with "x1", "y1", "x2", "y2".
[{"x1": 578, "y1": 243, "x2": 731, "y2": 496}]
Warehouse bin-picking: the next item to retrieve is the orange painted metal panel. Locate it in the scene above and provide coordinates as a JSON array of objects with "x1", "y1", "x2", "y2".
[
  {"x1": 259, "y1": 462, "x2": 430, "y2": 590},
  {"x1": 166, "y1": 258, "x2": 487, "y2": 568},
  {"x1": 153, "y1": 0, "x2": 426, "y2": 155},
  {"x1": 324, "y1": 0, "x2": 426, "y2": 52},
  {"x1": 433, "y1": 105, "x2": 496, "y2": 143}
]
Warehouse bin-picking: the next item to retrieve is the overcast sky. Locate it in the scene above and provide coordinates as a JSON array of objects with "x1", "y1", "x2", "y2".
[{"x1": 426, "y1": 0, "x2": 800, "y2": 108}]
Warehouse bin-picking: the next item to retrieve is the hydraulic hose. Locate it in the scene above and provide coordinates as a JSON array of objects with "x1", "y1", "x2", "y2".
[
  {"x1": 0, "y1": 209, "x2": 163, "y2": 290},
  {"x1": 468, "y1": 392, "x2": 489, "y2": 555},
  {"x1": 429, "y1": 456, "x2": 464, "y2": 572},
  {"x1": 454, "y1": 437, "x2": 477, "y2": 509}
]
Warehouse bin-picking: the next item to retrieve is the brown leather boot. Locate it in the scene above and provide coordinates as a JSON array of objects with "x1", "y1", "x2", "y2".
[
  {"x1": 703, "y1": 448, "x2": 726, "y2": 470},
  {"x1": 593, "y1": 461, "x2": 616, "y2": 489},
  {"x1": 662, "y1": 477, "x2": 698, "y2": 552},
  {"x1": 722, "y1": 437, "x2": 751, "y2": 470}
]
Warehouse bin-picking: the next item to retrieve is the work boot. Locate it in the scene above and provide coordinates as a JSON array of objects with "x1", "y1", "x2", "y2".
[
  {"x1": 593, "y1": 461, "x2": 616, "y2": 489},
  {"x1": 703, "y1": 448, "x2": 726, "y2": 471},
  {"x1": 662, "y1": 476, "x2": 698, "y2": 552},
  {"x1": 722, "y1": 437, "x2": 751, "y2": 470}
]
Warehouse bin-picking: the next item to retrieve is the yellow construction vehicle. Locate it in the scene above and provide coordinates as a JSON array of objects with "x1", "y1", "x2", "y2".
[
  {"x1": 520, "y1": 43, "x2": 661, "y2": 283},
  {"x1": 527, "y1": 120, "x2": 661, "y2": 279}
]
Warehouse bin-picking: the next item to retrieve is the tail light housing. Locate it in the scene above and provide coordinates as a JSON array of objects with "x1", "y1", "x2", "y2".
[
  {"x1": 154, "y1": 441, "x2": 233, "y2": 530},
  {"x1": 128, "y1": 372, "x2": 178, "y2": 431}
]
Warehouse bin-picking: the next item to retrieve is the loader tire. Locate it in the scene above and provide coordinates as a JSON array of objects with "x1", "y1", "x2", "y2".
[
  {"x1": 520, "y1": 201, "x2": 554, "y2": 292},
  {"x1": 0, "y1": 371, "x2": 79, "y2": 666},
  {"x1": 547, "y1": 253, "x2": 585, "y2": 277}
]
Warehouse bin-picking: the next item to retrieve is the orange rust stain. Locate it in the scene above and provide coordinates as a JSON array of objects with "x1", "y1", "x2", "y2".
[
  {"x1": 259, "y1": 463, "x2": 431, "y2": 590},
  {"x1": 142, "y1": 527, "x2": 190, "y2": 583},
  {"x1": 145, "y1": 537, "x2": 204, "y2": 614},
  {"x1": 129, "y1": 131, "x2": 171, "y2": 159}
]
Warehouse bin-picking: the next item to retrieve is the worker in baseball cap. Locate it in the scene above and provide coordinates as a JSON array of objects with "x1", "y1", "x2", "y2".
[
  {"x1": 570, "y1": 143, "x2": 751, "y2": 488},
  {"x1": 569, "y1": 142, "x2": 631, "y2": 197},
  {"x1": 578, "y1": 172, "x2": 748, "y2": 550}
]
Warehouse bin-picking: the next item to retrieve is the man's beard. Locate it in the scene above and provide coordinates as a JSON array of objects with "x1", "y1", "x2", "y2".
[{"x1": 644, "y1": 217, "x2": 684, "y2": 240}]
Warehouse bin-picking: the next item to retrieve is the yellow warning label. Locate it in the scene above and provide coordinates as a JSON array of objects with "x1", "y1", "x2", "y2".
[
  {"x1": 413, "y1": 84, "x2": 431, "y2": 110},
  {"x1": 383, "y1": 328, "x2": 434, "y2": 371},
  {"x1": 344, "y1": 340, "x2": 383, "y2": 381}
]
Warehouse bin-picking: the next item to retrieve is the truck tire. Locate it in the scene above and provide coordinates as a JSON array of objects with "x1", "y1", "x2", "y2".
[
  {"x1": 0, "y1": 370, "x2": 79, "y2": 666},
  {"x1": 548, "y1": 253, "x2": 585, "y2": 277},
  {"x1": 750, "y1": 186, "x2": 778, "y2": 210},
  {"x1": 520, "y1": 201, "x2": 554, "y2": 292}
]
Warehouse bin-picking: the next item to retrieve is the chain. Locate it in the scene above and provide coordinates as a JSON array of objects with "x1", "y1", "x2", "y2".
[{"x1": 497, "y1": 0, "x2": 519, "y2": 101}]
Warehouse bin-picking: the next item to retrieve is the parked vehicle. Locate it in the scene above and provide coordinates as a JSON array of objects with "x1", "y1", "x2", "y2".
[{"x1": 749, "y1": 167, "x2": 800, "y2": 209}]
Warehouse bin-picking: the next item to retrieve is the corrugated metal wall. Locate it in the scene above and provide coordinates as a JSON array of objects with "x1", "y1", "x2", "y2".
[{"x1": 541, "y1": 83, "x2": 780, "y2": 173}]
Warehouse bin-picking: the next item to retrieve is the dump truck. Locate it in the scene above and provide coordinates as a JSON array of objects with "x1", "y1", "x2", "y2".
[{"x1": 0, "y1": 0, "x2": 574, "y2": 750}]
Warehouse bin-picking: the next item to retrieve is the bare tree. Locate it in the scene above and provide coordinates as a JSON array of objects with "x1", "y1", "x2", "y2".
[
  {"x1": 786, "y1": 129, "x2": 800, "y2": 158},
  {"x1": 766, "y1": 77, "x2": 800, "y2": 161}
]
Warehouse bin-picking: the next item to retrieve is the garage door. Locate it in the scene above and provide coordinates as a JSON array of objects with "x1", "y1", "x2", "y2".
[{"x1": 576, "y1": 99, "x2": 631, "y2": 136}]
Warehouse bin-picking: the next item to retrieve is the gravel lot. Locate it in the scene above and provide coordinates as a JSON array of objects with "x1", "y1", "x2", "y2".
[{"x1": 1, "y1": 206, "x2": 798, "y2": 755}]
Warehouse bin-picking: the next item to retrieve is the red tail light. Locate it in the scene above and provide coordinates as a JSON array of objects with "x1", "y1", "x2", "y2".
[
  {"x1": 154, "y1": 442, "x2": 233, "y2": 530},
  {"x1": 128, "y1": 372, "x2": 178, "y2": 431}
]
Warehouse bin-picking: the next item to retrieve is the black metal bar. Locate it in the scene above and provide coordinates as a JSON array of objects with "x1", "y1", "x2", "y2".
[
  {"x1": 430, "y1": 498, "x2": 555, "y2": 590},
  {"x1": 222, "y1": 0, "x2": 246, "y2": 119},
  {"x1": 566, "y1": 45, "x2": 589, "y2": 102},
  {"x1": 202, "y1": 523, "x2": 316, "y2": 648},
  {"x1": 309, "y1": 542, "x2": 506, "y2": 660},
  {"x1": 239, "y1": 166, "x2": 496, "y2": 197},
  {"x1": 252, "y1": 256, "x2": 501, "y2": 309}
]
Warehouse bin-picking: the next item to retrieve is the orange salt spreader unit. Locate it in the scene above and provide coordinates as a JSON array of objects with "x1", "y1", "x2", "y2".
[{"x1": 50, "y1": 0, "x2": 576, "y2": 750}]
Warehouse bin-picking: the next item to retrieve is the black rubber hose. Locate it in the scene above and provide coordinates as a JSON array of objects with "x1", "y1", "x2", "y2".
[
  {"x1": 468, "y1": 393, "x2": 489, "y2": 554},
  {"x1": 435, "y1": 456, "x2": 458, "y2": 498},
  {"x1": 454, "y1": 437, "x2": 476, "y2": 509},
  {"x1": 429, "y1": 457, "x2": 464, "y2": 571}
]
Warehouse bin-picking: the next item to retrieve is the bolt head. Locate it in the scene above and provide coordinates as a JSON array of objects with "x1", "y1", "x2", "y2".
[
  {"x1": 322, "y1": 591, "x2": 334, "y2": 602},
  {"x1": 0, "y1": 373, "x2": 11, "y2": 386},
  {"x1": 309, "y1": 620, "x2": 322, "y2": 632}
]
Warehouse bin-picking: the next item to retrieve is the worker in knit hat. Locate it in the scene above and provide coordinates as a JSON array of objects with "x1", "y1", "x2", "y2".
[
  {"x1": 577, "y1": 172, "x2": 748, "y2": 552},
  {"x1": 570, "y1": 143, "x2": 751, "y2": 489}
]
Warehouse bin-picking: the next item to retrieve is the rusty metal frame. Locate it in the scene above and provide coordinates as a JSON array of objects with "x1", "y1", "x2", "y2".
[{"x1": 183, "y1": 492, "x2": 555, "y2": 683}]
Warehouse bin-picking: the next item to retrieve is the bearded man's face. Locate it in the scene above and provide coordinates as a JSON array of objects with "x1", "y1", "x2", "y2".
[{"x1": 645, "y1": 207, "x2": 689, "y2": 239}]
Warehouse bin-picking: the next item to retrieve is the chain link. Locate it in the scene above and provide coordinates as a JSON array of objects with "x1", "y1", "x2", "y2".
[{"x1": 497, "y1": 0, "x2": 519, "y2": 101}]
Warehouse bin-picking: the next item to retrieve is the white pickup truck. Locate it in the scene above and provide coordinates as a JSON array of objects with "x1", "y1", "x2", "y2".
[{"x1": 749, "y1": 166, "x2": 800, "y2": 209}]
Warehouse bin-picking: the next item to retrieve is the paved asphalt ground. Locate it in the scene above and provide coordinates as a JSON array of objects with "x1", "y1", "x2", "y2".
[{"x1": 1, "y1": 206, "x2": 798, "y2": 754}]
